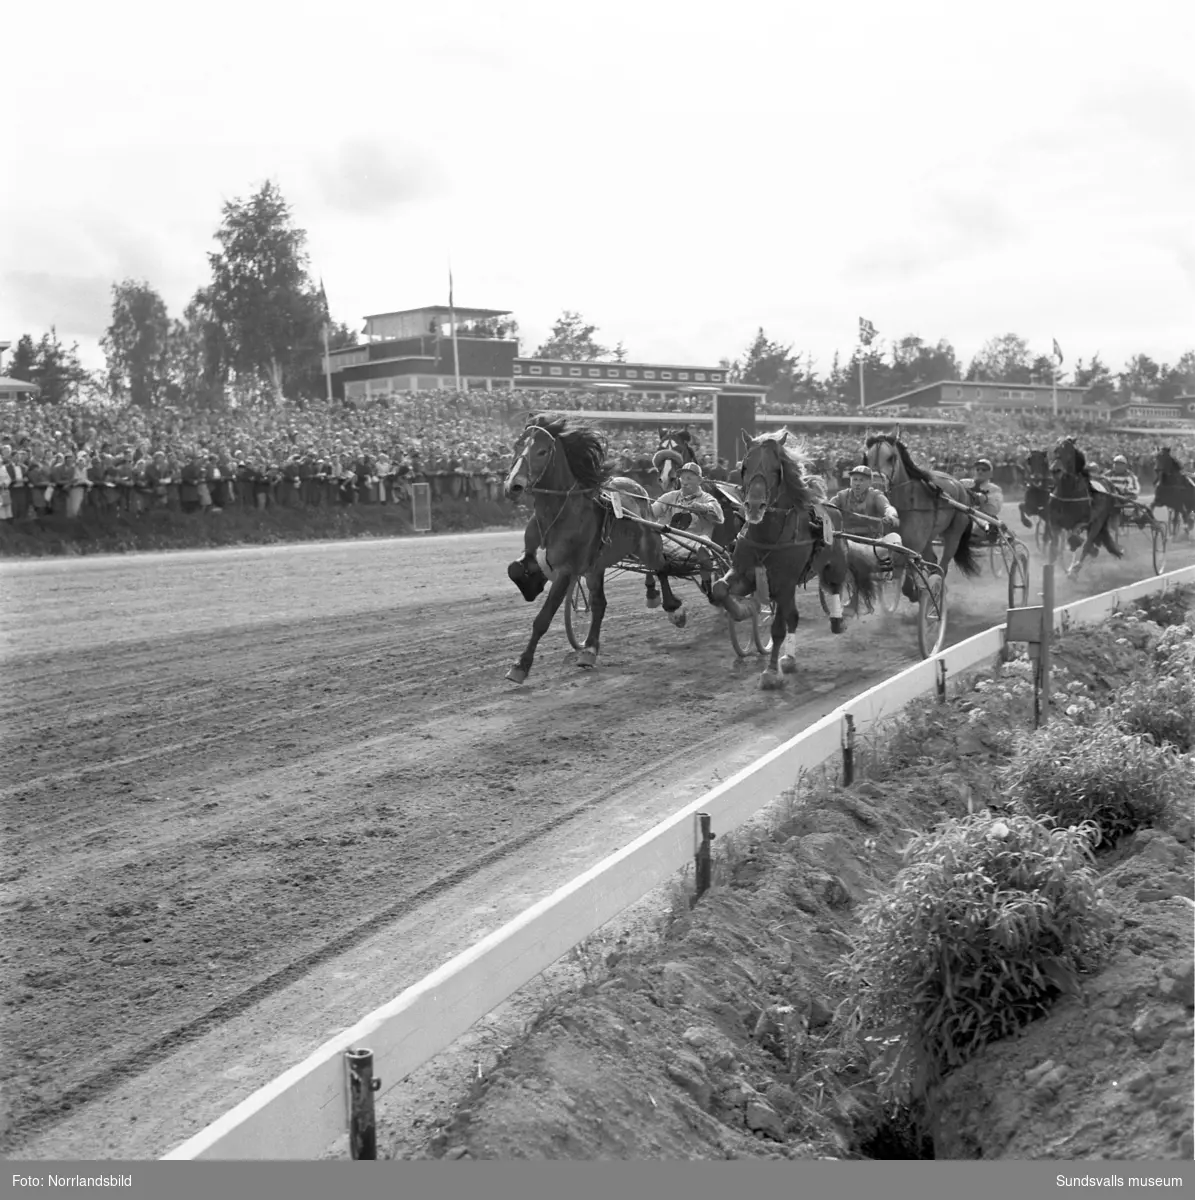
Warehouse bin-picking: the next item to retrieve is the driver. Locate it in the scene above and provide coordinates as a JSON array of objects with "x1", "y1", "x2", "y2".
[
  {"x1": 650, "y1": 461, "x2": 724, "y2": 591},
  {"x1": 1105, "y1": 454, "x2": 1140, "y2": 499},
  {"x1": 830, "y1": 464, "x2": 904, "y2": 570},
  {"x1": 960, "y1": 458, "x2": 1005, "y2": 543}
]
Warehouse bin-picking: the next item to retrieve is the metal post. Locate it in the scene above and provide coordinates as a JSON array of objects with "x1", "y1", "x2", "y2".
[
  {"x1": 842, "y1": 713, "x2": 856, "y2": 786},
  {"x1": 1039, "y1": 563, "x2": 1055, "y2": 728},
  {"x1": 935, "y1": 658, "x2": 948, "y2": 704},
  {"x1": 346, "y1": 1047, "x2": 380, "y2": 1160},
  {"x1": 692, "y1": 812, "x2": 713, "y2": 904}
]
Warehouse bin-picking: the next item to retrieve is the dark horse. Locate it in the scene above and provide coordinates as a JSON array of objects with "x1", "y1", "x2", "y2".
[
  {"x1": 1151, "y1": 446, "x2": 1195, "y2": 537},
  {"x1": 1018, "y1": 448, "x2": 1054, "y2": 529},
  {"x1": 863, "y1": 434, "x2": 981, "y2": 602},
  {"x1": 710, "y1": 430, "x2": 876, "y2": 691},
  {"x1": 1046, "y1": 436, "x2": 1123, "y2": 578},
  {"x1": 503, "y1": 414, "x2": 685, "y2": 685}
]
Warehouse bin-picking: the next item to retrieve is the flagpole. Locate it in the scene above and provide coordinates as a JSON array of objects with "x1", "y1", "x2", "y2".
[
  {"x1": 449, "y1": 261, "x2": 462, "y2": 392},
  {"x1": 1052, "y1": 361, "x2": 1057, "y2": 418},
  {"x1": 858, "y1": 351, "x2": 865, "y2": 412},
  {"x1": 323, "y1": 322, "x2": 333, "y2": 404}
]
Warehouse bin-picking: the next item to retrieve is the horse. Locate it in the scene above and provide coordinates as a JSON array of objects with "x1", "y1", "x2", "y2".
[
  {"x1": 710, "y1": 429, "x2": 876, "y2": 691},
  {"x1": 1151, "y1": 446, "x2": 1195, "y2": 537},
  {"x1": 502, "y1": 414, "x2": 685, "y2": 685},
  {"x1": 862, "y1": 434, "x2": 981, "y2": 602},
  {"x1": 1046, "y1": 436, "x2": 1123, "y2": 578},
  {"x1": 1018, "y1": 449, "x2": 1054, "y2": 529}
]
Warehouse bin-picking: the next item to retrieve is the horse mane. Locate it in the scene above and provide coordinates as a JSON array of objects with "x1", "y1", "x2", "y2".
[
  {"x1": 864, "y1": 433, "x2": 933, "y2": 484},
  {"x1": 749, "y1": 429, "x2": 817, "y2": 509},
  {"x1": 524, "y1": 412, "x2": 610, "y2": 490}
]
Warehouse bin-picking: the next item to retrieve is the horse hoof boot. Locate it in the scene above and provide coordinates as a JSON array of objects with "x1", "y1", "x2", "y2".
[
  {"x1": 779, "y1": 654, "x2": 798, "y2": 674},
  {"x1": 830, "y1": 616, "x2": 845, "y2": 635},
  {"x1": 759, "y1": 668, "x2": 785, "y2": 691},
  {"x1": 576, "y1": 648, "x2": 598, "y2": 669},
  {"x1": 505, "y1": 664, "x2": 528, "y2": 685},
  {"x1": 668, "y1": 606, "x2": 687, "y2": 629},
  {"x1": 646, "y1": 593, "x2": 661, "y2": 609},
  {"x1": 508, "y1": 560, "x2": 547, "y2": 602}
]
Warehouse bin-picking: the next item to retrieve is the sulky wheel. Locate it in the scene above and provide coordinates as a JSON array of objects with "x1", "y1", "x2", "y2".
[
  {"x1": 917, "y1": 572, "x2": 948, "y2": 659},
  {"x1": 564, "y1": 576, "x2": 593, "y2": 652},
  {"x1": 1007, "y1": 540, "x2": 1031, "y2": 609},
  {"x1": 727, "y1": 595, "x2": 764, "y2": 657},
  {"x1": 1152, "y1": 525, "x2": 1168, "y2": 576}
]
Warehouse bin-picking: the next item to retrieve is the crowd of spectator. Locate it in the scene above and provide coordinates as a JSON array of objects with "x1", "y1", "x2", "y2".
[{"x1": 1, "y1": 388, "x2": 1191, "y2": 524}]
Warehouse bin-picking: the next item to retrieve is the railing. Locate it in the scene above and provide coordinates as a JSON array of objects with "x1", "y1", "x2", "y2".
[{"x1": 163, "y1": 564, "x2": 1195, "y2": 1160}]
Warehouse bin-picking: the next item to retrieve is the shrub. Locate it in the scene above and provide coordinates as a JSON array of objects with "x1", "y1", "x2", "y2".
[
  {"x1": 830, "y1": 814, "x2": 1113, "y2": 1106},
  {"x1": 1134, "y1": 585, "x2": 1194, "y2": 629},
  {"x1": 1001, "y1": 715, "x2": 1192, "y2": 846},
  {"x1": 1110, "y1": 675, "x2": 1195, "y2": 754}
]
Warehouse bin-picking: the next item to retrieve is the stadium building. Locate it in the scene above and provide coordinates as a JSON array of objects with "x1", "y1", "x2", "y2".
[{"x1": 324, "y1": 305, "x2": 769, "y2": 407}]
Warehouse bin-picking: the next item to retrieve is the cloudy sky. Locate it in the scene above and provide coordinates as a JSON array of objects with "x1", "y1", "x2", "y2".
[{"x1": 2, "y1": 0, "x2": 1192, "y2": 379}]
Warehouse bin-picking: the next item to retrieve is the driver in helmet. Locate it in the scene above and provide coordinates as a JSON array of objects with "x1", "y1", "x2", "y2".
[
  {"x1": 1105, "y1": 454, "x2": 1140, "y2": 499},
  {"x1": 830, "y1": 464, "x2": 904, "y2": 570},
  {"x1": 960, "y1": 458, "x2": 1006, "y2": 542}
]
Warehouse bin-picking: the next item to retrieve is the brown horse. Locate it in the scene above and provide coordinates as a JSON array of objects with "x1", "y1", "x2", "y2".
[
  {"x1": 863, "y1": 434, "x2": 981, "y2": 601},
  {"x1": 1151, "y1": 446, "x2": 1195, "y2": 536},
  {"x1": 503, "y1": 414, "x2": 684, "y2": 685},
  {"x1": 1046, "y1": 436, "x2": 1123, "y2": 578},
  {"x1": 711, "y1": 429, "x2": 876, "y2": 691}
]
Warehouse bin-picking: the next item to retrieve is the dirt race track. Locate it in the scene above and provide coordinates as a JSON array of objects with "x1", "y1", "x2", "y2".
[{"x1": 2, "y1": 506, "x2": 1192, "y2": 1160}]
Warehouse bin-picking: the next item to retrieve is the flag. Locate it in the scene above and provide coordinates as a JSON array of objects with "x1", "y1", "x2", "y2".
[
  {"x1": 859, "y1": 317, "x2": 877, "y2": 346},
  {"x1": 317, "y1": 277, "x2": 331, "y2": 336},
  {"x1": 1052, "y1": 338, "x2": 1064, "y2": 366}
]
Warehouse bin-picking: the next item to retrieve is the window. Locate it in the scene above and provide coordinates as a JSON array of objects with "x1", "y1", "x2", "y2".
[
  {"x1": 711, "y1": 373, "x2": 722, "y2": 383},
  {"x1": 606, "y1": 368, "x2": 620, "y2": 377},
  {"x1": 529, "y1": 366, "x2": 543, "y2": 375},
  {"x1": 644, "y1": 370, "x2": 656, "y2": 380},
  {"x1": 569, "y1": 367, "x2": 582, "y2": 377},
  {"x1": 695, "y1": 373, "x2": 706, "y2": 382},
  {"x1": 626, "y1": 369, "x2": 638, "y2": 378},
  {"x1": 679, "y1": 372, "x2": 690, "y2": 381},
  {"x1": 999, "y1": 390, "x2": 1010, "y2": 400},
  {"x1": 588, "y1": 367, "x2": 601, "y2": 377},
  {"x1": 956, "y1": 387, "x2": 964, "y2": 399},
  {"x1": 549, "y1": 366, "x2": 563, "y2": 376},
  {"x1": 513, "y1": 363, "x2": 524, "y2": 374},
  {"x1": 662, "y1": 371, "x2": 674, "y2": 380}
]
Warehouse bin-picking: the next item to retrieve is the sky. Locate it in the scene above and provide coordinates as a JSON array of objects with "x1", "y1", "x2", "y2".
[{"x1": 2, "y1": 0, "x2": 1193, "y2": 382}]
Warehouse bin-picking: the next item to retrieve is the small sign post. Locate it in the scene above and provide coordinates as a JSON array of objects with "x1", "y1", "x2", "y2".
[
  {"x1": 411, "y1": 482, "x2": 432, "y2": 533},
  {"x1": 1004, "y1": 563, "x2": 1056, "y2": 729}
]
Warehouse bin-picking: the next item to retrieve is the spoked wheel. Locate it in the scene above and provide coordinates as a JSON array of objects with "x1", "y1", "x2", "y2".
[
  {"x1": 877, "y1": 561, "x2": 903, "y2": 614},
  {"x1": 1152, "y1": 525, "x2": 1168, "y2": 575},
  {"x1": 989, "y1": 541, "x2": 1009, "y2": 578},
  {"x1": 1168, "y1": 508, "x2": 1181, "y2": 539},
  {"x1": 727, "y1": 596, "x2": 764, "y2": 657},
  {"x1": 564, "y1": 576, "x2": 593, "y2": 652},
  {"x1": 1007, "y1": 540, "x2": 1031, "y2": 609},
  {"x1": 917, "y1": 572, "x2": 948, "y2": 659}
]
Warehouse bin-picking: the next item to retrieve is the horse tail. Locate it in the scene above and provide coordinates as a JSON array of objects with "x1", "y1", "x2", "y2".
[
  {"x1": 846, "y1": 548, "x2": 878, "y2": 609},
  {"x1": 951, "y1": 517, "x2": 983, "y2": 578},
  {"x1": 1097, "y1": 503, "x2": 1125, "y2": 559}
]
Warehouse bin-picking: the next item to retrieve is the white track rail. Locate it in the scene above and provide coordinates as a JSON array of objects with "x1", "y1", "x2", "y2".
[{"x1": 164, "y1": 565, "x2": 1195, "y2": 1160}]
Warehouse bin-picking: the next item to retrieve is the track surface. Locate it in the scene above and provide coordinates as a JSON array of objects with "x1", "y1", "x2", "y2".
[{"x1": 1, "y1": 510, "x2": 1190, "y2": 1159}]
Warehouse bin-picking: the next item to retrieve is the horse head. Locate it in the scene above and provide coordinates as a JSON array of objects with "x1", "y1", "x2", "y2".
[
  {"x1": 1051, "y1": 436, "x2": 1081, "y2": 478},
  {"x1": 505, "y1": 413, "x2": 606, "y2": 501},
  {"x1": 863, "y1": 433, "x2": 901, "y2": 488},
  {"x1": 1026, "y1": 448, "x2": 1052, "y2": 486},
  {"x1": 653, "y1": 427, "x2": 696, "y2": 489},
  {"x1": 739, "y1": 428, "x2": 812, "y2": 526}
]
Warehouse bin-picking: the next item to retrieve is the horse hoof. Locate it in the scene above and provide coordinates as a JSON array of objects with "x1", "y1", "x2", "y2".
[
  {"x1": 830, "y1": 617, "x2": 845, "y2": 635},
  {"x1": 646, "y1": 594, "x2": 661, "y2": 609},
  {"x1": 779, "y1": 655, "x2": 798, "y2": 674},
  {"x1": 576, "y1": 648, "x2": 598, "y2": 669},
  {"x1": 505, "y1": 665, "x2": 528, "y2": 685},
  {"x1": 668, "y1": 606, "x2": 687, "y2": 628},
  {"x1": 759, "y1": 669, "x2": 785, "y2": 691}
]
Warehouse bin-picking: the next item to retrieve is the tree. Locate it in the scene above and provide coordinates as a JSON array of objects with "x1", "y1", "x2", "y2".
[
  {"x1": 11, "y1": 328, "x2": 89, "y2": 405},
  {"x1": 533, "y1": 310, "x2": 612, "y2": 361},
  {"x1": 1072, "y1": 352, "x2": 1116, "y2": 404},
  {"x1": 1119, "y1": 353, "x2": 1161, "y2": 400},
  {"x1": 966, "y1": 333, "x2": 1033, "y2": 383},
  {"x1": 1158, "y1": 350, "x2": 1195, "y2": 403},
  {"x1": 100, "y1": 280, "x2": 173, "y2": 408},
  {"x1": 163, "y1": 287, "x2": 228, "y2": 409},
  {"x1": 4, "y1": 334, "x2": 38, "y2": 382},
  {"x1": 889, "y1": 336, "x2": 961, "y2": 392},
  {"x1": 727, "y1": 328, "x2": 797, "y2": 387},
  {"x1": 206, "y1": 180, "x2": 325, "y2": 401}
]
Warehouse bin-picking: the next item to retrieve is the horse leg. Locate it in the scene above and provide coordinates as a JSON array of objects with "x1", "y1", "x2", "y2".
[
  {"x1": 1019, "y1": 500, "x2": 1034, "y2": 529},
  {"x1": 508, "y1": 518, "x2": 548, "y2": 602},
  {"x1": 644, "y1": 572, "x2": 660, "y2": 609},
  {"x1": 657, "y1": 571, "x2": 687, "y2": 628},
  {"x1": 759, "y1": 586, "x2": 788, "y2": 690},
  {"x1": 711, "y1": 566, "x2": 754, "y2": 621},
  {"x1": 577, "y1": 570, "x2": 607, "y2": 669},
  {"x1": 506, "y1": 572, "x2": 571, "y2": 684},
  {"x1": 820, "y1": 552, "x2": 848, "y2": 635},
  {"x1": 778, "y1": 594, "x2": 800, "y2": 673}
]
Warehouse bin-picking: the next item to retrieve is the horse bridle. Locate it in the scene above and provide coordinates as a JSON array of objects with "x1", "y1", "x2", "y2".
[{"x1": 738, "y1": 443, "x2": 810, "y2": 552}]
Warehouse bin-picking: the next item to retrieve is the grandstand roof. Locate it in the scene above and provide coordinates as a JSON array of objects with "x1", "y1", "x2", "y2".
[
  {"x1": 363, "y1": 306, "x2": 511, "y2": 322},
  {"x1": 0, "y1": 376, "x2": 39, "y2": 392}
]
